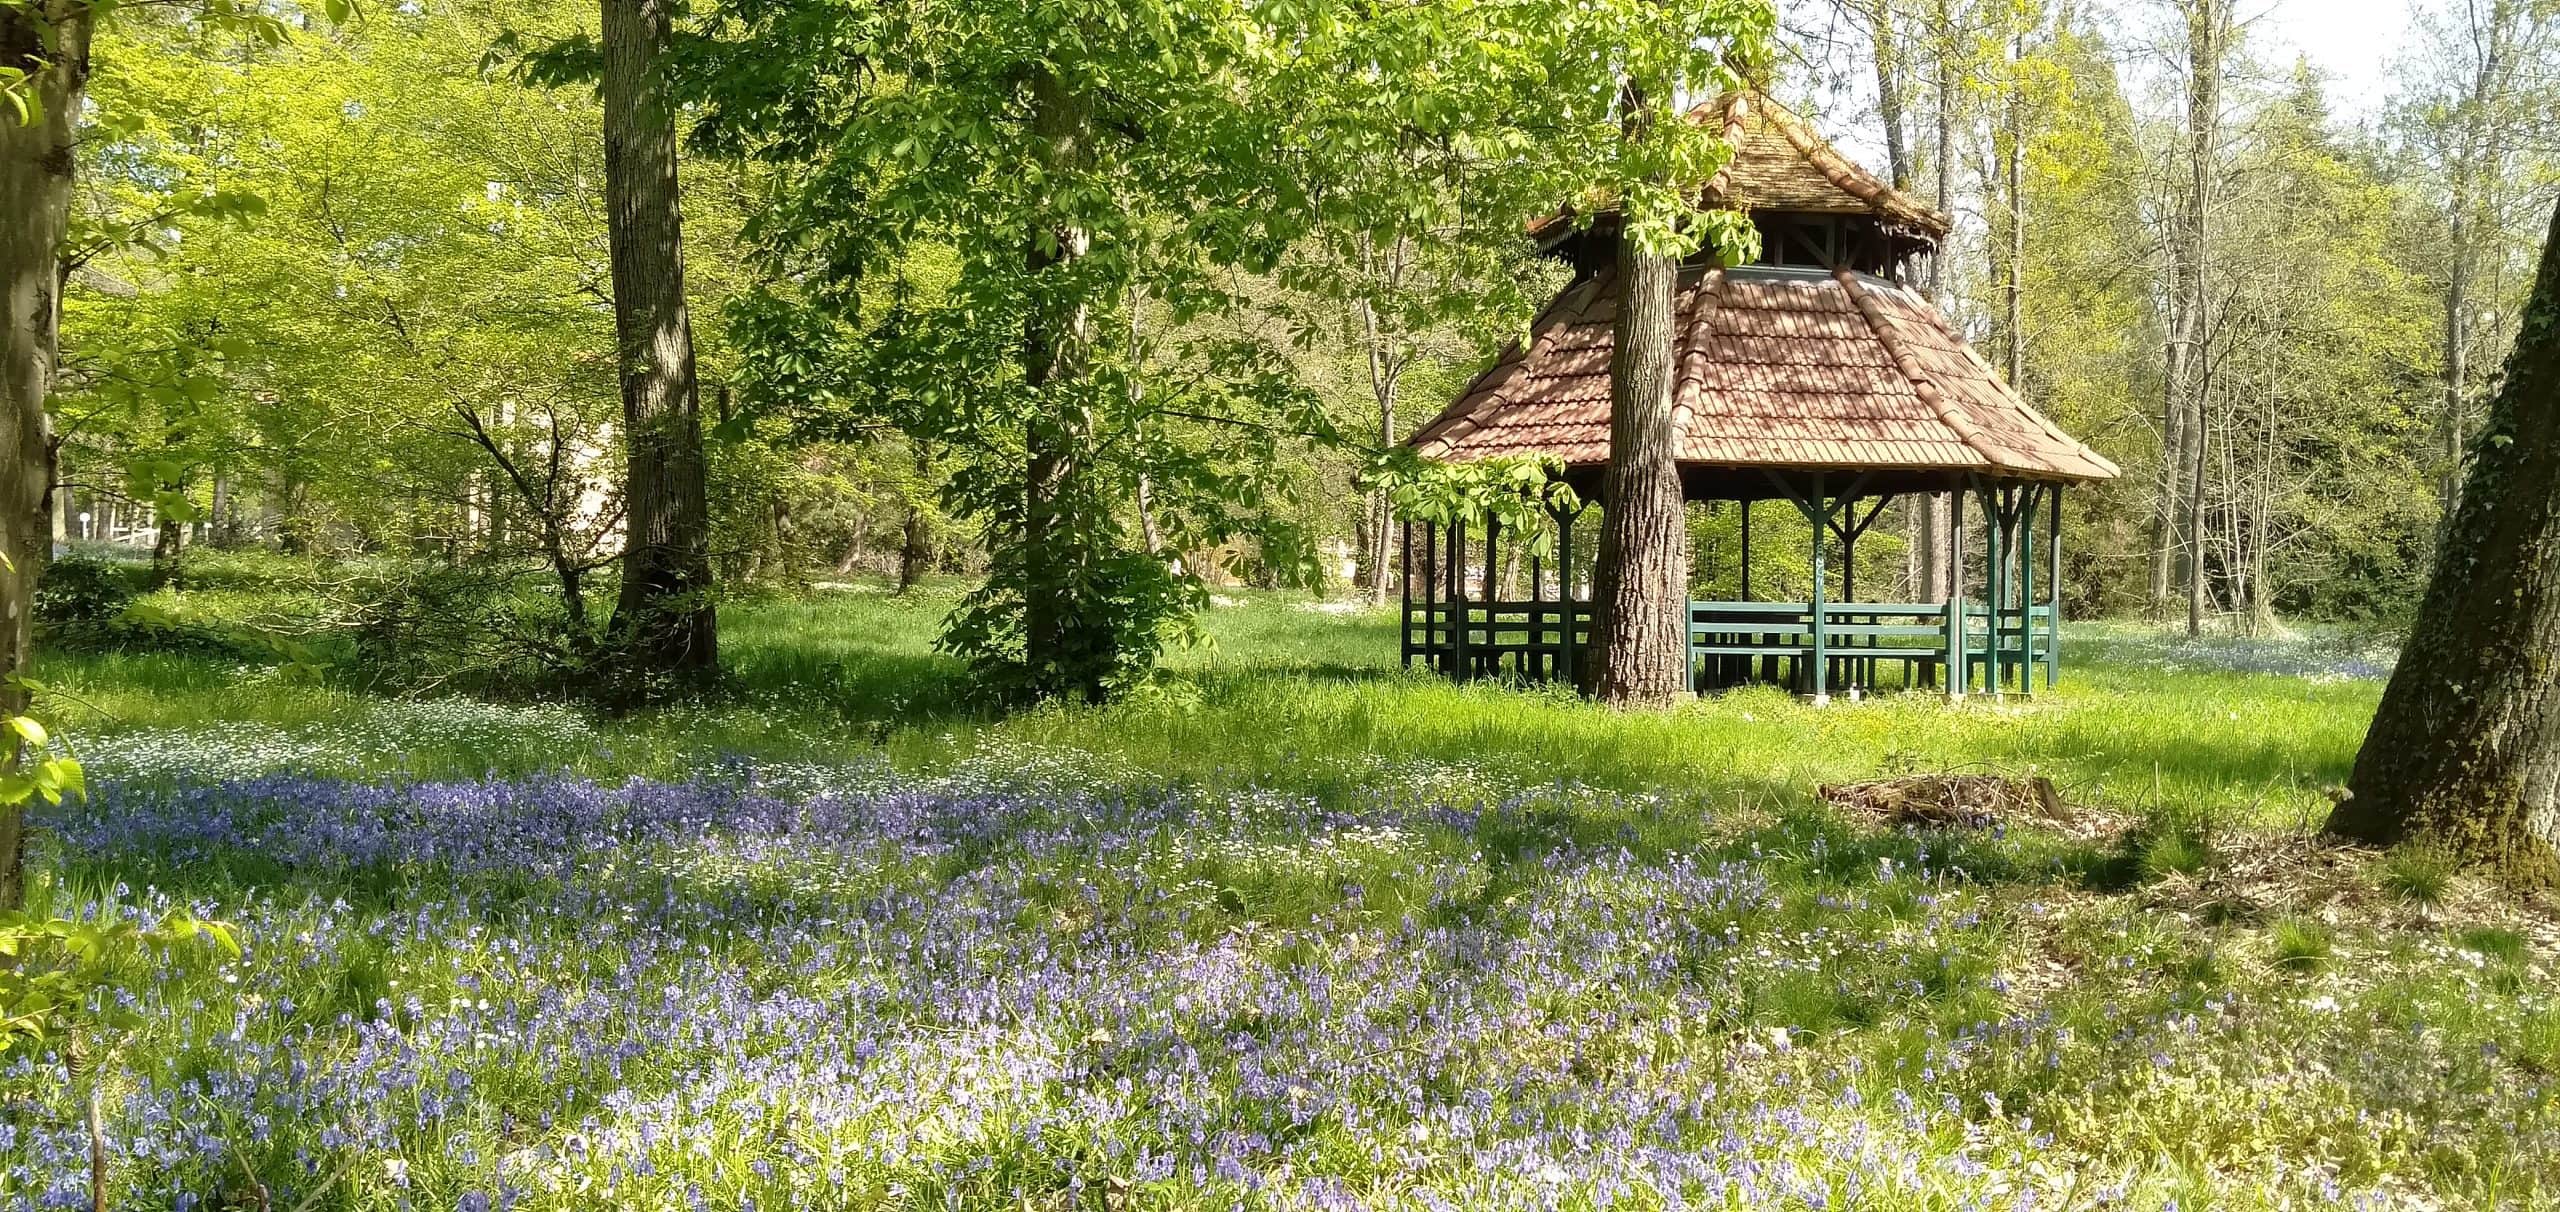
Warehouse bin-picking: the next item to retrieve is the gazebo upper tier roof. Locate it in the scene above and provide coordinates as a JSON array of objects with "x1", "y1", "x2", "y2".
[
  {"x1": 1532, "y1": 91, "x2": 1955, "y2": 249},
  {"x1": 1408, "y1": 264, "x2": 2122, "y2": 489}
]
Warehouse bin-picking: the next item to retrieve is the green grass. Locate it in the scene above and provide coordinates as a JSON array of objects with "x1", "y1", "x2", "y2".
[
  {"x1": 28, "y1": 574, "x2": 2560, "y2": 1209},
  {"x1": 38, "y1": 581, "x2": 2380, "y2": 827}
]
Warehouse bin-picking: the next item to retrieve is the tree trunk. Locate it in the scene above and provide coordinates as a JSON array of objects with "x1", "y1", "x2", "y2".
[
  {"x1": 602, "y1": 0, "x2": 717, "y2": 686},
  {"x1": 898, "y1": 450, "x2": 935, "y2": 593},
  {"x1": 2152, "y1": 333, "x2": 2182, "y2": 612},
  {"x1": 1914, "y1": 0, "x2": 1952, "y2": 602},
  {"x1": 151, "y1": 514, "x2": 183, "y2": 587},
  {"x1": 1585, "y1": 237, "x2": 1691, "y2": 708},
  {"x1": 1020, "y1": 66, "x2": 1102, "y2": 702},
  {"x1": 2003, "y1": 20, "x2": 2025, "y2": 392},
  {"x1": 2177, "y1": 0, "x2": 2220, "y2": 638},
  {"x1": 1869, "y1": 0, "x2": 1910, "y2": 190},
  {"x1": 1356, "y1": 282, "x2": 1401, "y2": 608},
  {"x1": 2327, "y1": 201, "x2": 2560, "y2": 885},
  {"x1": 1, "y1": 0, "x2": 92, "y2": 909}
]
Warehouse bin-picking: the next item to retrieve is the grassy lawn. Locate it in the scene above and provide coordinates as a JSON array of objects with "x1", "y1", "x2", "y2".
[{"x1": 17, "y1": 585, "x2": 2559, "y2": 1209}]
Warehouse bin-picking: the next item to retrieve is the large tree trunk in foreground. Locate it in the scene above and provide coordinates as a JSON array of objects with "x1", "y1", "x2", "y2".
[
  {"x1": 602, "y1": 0, "x2": 717, "y2": 687},
  {"x1": 2328, "y1": 201, "x2": 2560, "y2": 884},
  {"x1": 1584, "y1": 232, "x2": 1691, "y2": 708},
  {"x1": 1, "y1": 0, "x2": 91, "y2": 910}
]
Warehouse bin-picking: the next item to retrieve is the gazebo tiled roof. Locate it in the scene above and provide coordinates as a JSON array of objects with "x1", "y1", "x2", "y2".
[
  {"x1": 1410, "y1": 265, "x2": 2119, "y2": 483},
  {"x1": 1419, "y1": 88, "x2": 2116, "y2": 488},
  {"x1": 1531, "y1": 91, "x2": 1955, "y2": 245}
]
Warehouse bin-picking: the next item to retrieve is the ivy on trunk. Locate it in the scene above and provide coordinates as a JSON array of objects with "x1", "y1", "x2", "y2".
[{"x1": 2329, "y1": 200, "x2": 2560, "y2": 884}]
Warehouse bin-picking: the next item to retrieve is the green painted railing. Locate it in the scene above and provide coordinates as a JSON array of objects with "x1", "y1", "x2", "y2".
[{"x1": 1401, "y1": 598, "x2": 2062, "y2": 696}]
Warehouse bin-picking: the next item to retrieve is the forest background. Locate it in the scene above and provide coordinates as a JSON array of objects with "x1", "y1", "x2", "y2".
[{"x1": 41, "y1": 0, "x2": 2560, "y2": 651}]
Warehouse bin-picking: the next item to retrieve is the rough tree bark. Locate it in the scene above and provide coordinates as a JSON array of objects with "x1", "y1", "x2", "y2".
[
  {"x1": 897, "y1": 448, "x2": 935, "y2": 594},
  {"x1": 2175, "y1": 0, "x2": 2221, "y2": 637},
  {"x1": 2327, "y1": 200, "x2": 2560, "y2": 885},
  {"x1": 601, "y1": 0, "x2": 717, "y2": 686},
  {"x1": 1, "y1": 0, "x2": 92, "y2": 909},
  {"x1": 1868, "y1": 0, "x2": 1909, "y2": 191},
  {"x1": 1020, "y1": 65, "x2": 1102, "y2": 702},
  {"x1": 1584, "y1": 223, "x2": 1691, "y2": 708}
]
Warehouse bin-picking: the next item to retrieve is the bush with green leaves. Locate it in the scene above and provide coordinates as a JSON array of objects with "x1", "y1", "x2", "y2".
[
  {"x1": 31, "y1": 556, "x2": 139, "y2": 637},
  {"x1": 336, "y1": 563, "x2": 611, "y2": 699}
]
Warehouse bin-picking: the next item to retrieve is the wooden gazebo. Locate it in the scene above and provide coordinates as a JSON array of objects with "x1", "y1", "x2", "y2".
[{"x1": 1399, "y1": 91, "x2": 2119, "y2": 703}]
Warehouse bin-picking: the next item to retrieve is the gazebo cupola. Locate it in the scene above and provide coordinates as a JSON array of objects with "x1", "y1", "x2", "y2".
[{"x1": 1399, "y1": 91, "x2": 2120, "y2": 703}]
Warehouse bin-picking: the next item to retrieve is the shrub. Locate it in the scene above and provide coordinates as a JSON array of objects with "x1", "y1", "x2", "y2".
[
  {"x1": 327, "y1": 562, "x2": 682, "y2": 703},
  {"x1": 33, "y1": 555, "x2": 140, "y2": 634}
]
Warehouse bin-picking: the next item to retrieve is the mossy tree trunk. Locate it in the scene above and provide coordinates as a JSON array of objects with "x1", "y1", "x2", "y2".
[
  {"x1": 2328, "y1": 201, "x2": 2560, "y2": 884},
  {"x1": 1584, "y1": 227, "x2": 1690, "y2": 708}
]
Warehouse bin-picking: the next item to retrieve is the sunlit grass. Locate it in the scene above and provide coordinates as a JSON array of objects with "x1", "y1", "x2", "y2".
[
  {"x1": 38, "y1": 582, "x2": 2380, "y2": 826},
  {"x1": 19, "y1": 576, "x2": 2560, "y2": 1209}
]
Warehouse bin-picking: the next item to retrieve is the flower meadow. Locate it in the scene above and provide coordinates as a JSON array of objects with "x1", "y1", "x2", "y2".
[{"x1": 17, "y1": 746, "x2": 2559, "y2": 1211}]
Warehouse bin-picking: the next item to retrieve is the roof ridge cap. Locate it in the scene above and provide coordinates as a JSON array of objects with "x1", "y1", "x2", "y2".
[
  {"x1": 1908, "y1": 298, "x2": 2125, "y2": 479},
  {"x1": 1834, "y1": 270, "x2": 2004, "y2": 470},
  {"x1": 1701, "y1": 94, "x2": 1750, "y2": 201},
  {"x1": 1411, "y1": 273, "x2": 1606, "y2": 457},
  {"x1": 1671, "y1": 267, "x2": 1731, "y2": 437}
]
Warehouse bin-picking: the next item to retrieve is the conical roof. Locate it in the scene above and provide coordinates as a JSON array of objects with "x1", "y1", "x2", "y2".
[
  {"x1": 1410, "y1": 265, "x2": 2119, "y2": 483},
  {"x1": 1422, "y1": 91, "x2": 2115, "y2": 487},
  {"x1": 1532, "y1": 91, "x2": 1954, "y2": 246}
]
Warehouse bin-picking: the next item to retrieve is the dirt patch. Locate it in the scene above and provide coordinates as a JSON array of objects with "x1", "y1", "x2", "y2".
[{"x1": 2144, "y1": 830, "x2": 2560, "y2": 940}]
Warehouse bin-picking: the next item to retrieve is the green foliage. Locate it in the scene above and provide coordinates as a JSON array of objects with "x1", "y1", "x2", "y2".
[
  {"x1": 0, "y1": 715, "x2": 83, "y2": 813},
  {"x1": 334, "y1": 563, "x2": 609, "y2": 699},
  {"x1": 692, "y1": 0, "x2": 1775, "y2": 700},
  {"x1": 941, "y1": 546, "x2": 1206, "y2": 703},
  {"x1": 32, "y1": 556, "x2": 139, "y2": 635},
  {"x1": 0, "y1": 906, "x2": 237, "y2": 1053},
  {"x1": 1370, "y1": 448, "x2": 1579, "y2": 549},
  {"x1": 0, "y1": 711, "x2": 234, "y2": 1057}
]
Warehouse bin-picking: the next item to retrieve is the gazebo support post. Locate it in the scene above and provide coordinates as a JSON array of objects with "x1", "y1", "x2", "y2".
[
  {"x1": 1483, "y1": 515, "x2": 1502, "y2": 677},
  {"x1": 1739, "y1": 499, "x2": 1753, "y2": 600},
  {"x1": 1419, "y1": 521, "x2": 1434, "y2": 674},
  {"x1": 1802, "y1": 472, "x2": 1832, "y2": 705},
  {"x1": 2047, "y1": 485, "x2": 2063, "y2": 689},
  {"x1": 1825, "y1": 492, "x2": 1890, "y2": 695},
  {"x1": 1946, "y1": 483, "x2": 1966, "y2": 699},
  {"x1": 1982, "y1": 483, "x2": 2005, "y2": 700},
  {"x1": 1552, "y1": 500, "x2": 1580, "y2": 689},
  {"x1": 2017, "y1": 485, "x2": 2037, "y2": 700},
  {"x1": 1530, "y1": 544, "x2": 1547, "y2": 680},
  {"x1": 1448, "y1": 518, "x2": 1468, "y2": 679},
  {"x1": 1400, "y1": 520, "x2": 1414, "y2": 670}
]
